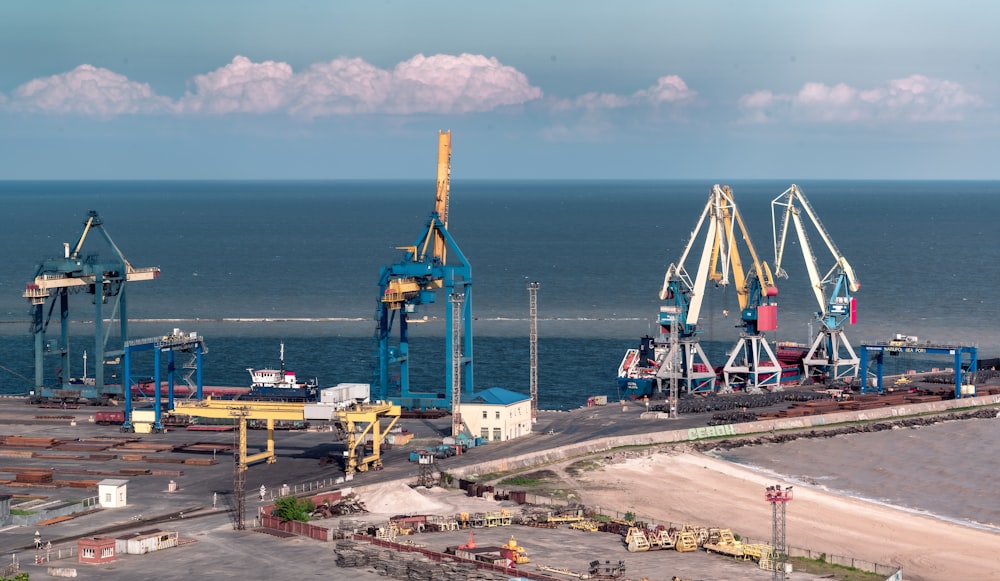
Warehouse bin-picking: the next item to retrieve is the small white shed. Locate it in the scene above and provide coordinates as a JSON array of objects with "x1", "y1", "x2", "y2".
[{"x1": 98, "y1": 479, "x2": 129, "y2": 508}]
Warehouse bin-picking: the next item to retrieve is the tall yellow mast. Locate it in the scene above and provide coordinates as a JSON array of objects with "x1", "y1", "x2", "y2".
[{"x1": 432, "y1": 129, "x2": 452, "y2": 263}]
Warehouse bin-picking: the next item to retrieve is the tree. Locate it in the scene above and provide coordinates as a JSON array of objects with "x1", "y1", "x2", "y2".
[{"x1": 273, "y1": 496, "x2": 314, "y2": 523}]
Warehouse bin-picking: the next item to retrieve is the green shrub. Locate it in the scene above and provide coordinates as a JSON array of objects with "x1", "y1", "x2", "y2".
[{"x1": 273, "y1": 496, "x2": 315, "y2": 523}]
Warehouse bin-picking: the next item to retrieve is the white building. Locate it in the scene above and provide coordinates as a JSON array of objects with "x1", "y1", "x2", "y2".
[
  {"x1": 458, "y1": 387, "x2": 532, "y2": 442},
  {"x1": 97, "y1": 479, "x2": 129, "y2": 508}
]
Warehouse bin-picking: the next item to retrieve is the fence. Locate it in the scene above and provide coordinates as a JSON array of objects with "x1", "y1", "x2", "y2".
[
  {"x1": 258, "y1": 477, "x2": 343, "y2": 502},
  {"x1": 260, "y1": 514, "x2": 333, "y2": 541},
  {"x1": 707, "y1": 534, "x2": 902, "y2": 579}
]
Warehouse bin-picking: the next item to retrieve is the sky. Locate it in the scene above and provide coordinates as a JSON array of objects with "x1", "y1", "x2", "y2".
[{"x1": 1, "y1": 1, "x2": 998, "y2": 180}]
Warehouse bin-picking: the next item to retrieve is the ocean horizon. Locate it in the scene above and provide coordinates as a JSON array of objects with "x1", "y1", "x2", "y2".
[{"x1": 2, "y1": 179, "x2": 998, "y2": 532}]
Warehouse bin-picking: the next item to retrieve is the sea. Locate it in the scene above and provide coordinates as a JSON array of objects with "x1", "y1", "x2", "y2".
[{"x1": 1, "y1": 179, "x2": 998, "y2": 532}]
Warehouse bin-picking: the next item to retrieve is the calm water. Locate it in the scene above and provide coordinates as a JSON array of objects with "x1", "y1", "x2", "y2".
[{"x1": 712, "y1": 417, "x2": 1000, "y2": 532}]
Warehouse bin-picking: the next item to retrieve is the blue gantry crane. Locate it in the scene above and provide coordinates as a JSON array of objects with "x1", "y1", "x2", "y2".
[
  {"x1": 374, "y1": 131, "x2": 473, "y2": 409},
  {"x1": 121, "y1": 330, "x2": 207, "y2": 432},
  {"x1": 23, "y1": 211, "x2": 159, "y2": 404}
]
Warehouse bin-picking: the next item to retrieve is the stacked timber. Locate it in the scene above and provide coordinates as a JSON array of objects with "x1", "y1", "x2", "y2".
[
  {"x1": 55, "y1": 441, "x2": 116, "y2": 452},
  {"x1": 15, "y1": 468, "x2": 54, "y2": 484},
  {"x1": 2, "y1": 436, "x2": 59, "y2": 448},
  {"x1": 333, "y1": 540, "x2": 517, "y2": 580}
]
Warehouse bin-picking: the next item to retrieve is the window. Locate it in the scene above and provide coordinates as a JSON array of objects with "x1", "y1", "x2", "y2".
[
  {"x1": 82, "y1": 548, "x2": 95, "y2": 558},
  {"x1": 493, "y1": 427, "x2": 502, "y2": 441},
  {"x1": 480, "y1": 428, "x2": 489, "y2": 440},
  {"x1": 101, "y1": 547, "x2": 114, "y2": 558},
  {"x1": 495, "y1": 411, "x2": 500, "y2": 419},
  {"x1": 482, "y1": 411, "x2": 487, "y2": 419},
  {"x1": 104, "y1": 493, "x2": 111, "y2": 503}
]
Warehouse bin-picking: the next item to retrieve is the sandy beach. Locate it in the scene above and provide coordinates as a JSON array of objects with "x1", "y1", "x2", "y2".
[{"x1": 573, "y1": 450, "x2": 999, "y2": 581}]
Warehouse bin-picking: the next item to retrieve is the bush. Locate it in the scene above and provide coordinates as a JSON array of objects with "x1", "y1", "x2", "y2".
[{"x1": 273, "y1": 496, "x2": 315, "y2": 523}]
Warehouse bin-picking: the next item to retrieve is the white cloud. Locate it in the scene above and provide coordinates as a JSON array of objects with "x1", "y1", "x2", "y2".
[
  {"x1": 180, "y1": 56, "x2": 294, "y2": 114},
  {"x1": 7, "y1": 65, "x2": 173, "y2": 116},
  {"x1": 739, "y1": 75, "x2": 982, "y2": 123},
  {"x1": 543, "y1": 75, "x2": 696, "y2": 141},
  {"x1": 2, "y1": 54, "x2": 542, "y2": 119},
  {"x1": 554, "y1": 74, "x2": 696, "y2": 113}
]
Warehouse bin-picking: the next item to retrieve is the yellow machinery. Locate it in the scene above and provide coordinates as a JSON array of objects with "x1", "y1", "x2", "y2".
[
  {"x1": 625, "y1": 527, "x2": 650, "y2": 552},
  {"x1": 169, "y1": 397, "x2": 307, "y2": 470},
  {"x1": 335, "y1": 401, "x2": 401, "y2": 478},
  {"x1": 169, "y1": 398, "x2": 401, "y2": 479},
  {"x1": 499, "y1": 535, "x2": 530, "y2": 564}
]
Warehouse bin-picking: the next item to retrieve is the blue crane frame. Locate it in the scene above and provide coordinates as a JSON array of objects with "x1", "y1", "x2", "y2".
[
  {"x1": 374, "y1": 213, "x2": 472, "y2": 410},
  {"x1": 860, "y1": 341, "x2": 977, "y2": 399},
  {"x1": 121, "y1": 332, "x2": 206, "y2": 431},
  {"x1": 24, "y1": 211, "x2": 159, "y2": 403}
]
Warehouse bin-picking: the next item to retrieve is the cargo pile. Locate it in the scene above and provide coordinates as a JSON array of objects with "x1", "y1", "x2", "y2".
[{"x1": 333, "y1": 539, "x2": 546, "y2": 581}]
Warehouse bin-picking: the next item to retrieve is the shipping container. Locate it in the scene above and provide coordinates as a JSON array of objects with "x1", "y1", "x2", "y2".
[{"x1": 95, "y1": 411, "x2": 125, "y2": 425}]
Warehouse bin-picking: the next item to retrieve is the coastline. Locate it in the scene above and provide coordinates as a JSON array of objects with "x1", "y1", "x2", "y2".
[
  {"x1": 572, "y1": 450, "x2": 1000, "y2": 581},
  {"x1": 711, "y1": 451, "x2": 1000, "y2": 534}
]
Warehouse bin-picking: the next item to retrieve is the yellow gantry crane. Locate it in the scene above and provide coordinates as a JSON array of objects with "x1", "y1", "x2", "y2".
[
  {"x1": 334, "y1": 401, "x2": 402, "y2": 479},
  {"x1": 169, "y1": 398, "x2": 402, "y2": 479},
  {"x1": 169, "y1": 397, "x2": 306, "y2": 470}
]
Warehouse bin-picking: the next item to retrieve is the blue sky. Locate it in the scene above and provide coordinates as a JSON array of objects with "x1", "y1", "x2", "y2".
[{"x1": 1, "y1": 1, "x2": 997, "y2": 180}]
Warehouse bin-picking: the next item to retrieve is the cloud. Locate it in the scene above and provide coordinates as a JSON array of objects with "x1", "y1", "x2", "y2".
[
  {"x1": 739, "y1": 74, "x2": 983, "y2": 123},
  {"x1": 7, "y1": 65, "x2": 173, "y2": 116},
  {"x1": 543, "y1": 75, "x2": 696, "y2": 141},
  {"x1": 180, "y1": 56, "x2": 295, "y2": 114},
  {"x1": 3, "y1": 54, "x2": 542, "y2": 119},
  {"x1": 554, "y1": 75, "x2": 696, "y2": 113}
]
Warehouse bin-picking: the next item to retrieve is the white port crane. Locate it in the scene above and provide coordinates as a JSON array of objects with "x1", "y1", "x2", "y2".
[
  {"x1": 656, "y1": 184, "x2": 783, "y2": 393},
  {"x1": 772, "y1": 184, "x2": 861, "y2": 383}
]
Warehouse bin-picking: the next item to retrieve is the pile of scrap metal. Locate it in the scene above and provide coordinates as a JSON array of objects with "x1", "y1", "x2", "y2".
[
  {"x1": 589, "y1": 559, "x2": 627, "y2": 579},
  {"x1": 423, "y1": 514, "x2": 460, "y2": 532},
  {"x1": 521, "y1": 504, "x2": 590, "y2": 528},
  {"x1": 389, "y1": 514, "x2": 431, "y2": 534},
  {"x1": 457, "y1": 509, "x2": 513, "y2": 528},
  {"x1": 569, "y1": 519, "x2": 600, "y2": 532},
  {"x1": 310, "y1": 495, "x2": 368, "y2": 519}
]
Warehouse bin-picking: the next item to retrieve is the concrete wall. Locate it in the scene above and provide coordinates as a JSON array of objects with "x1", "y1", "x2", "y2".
[
  {"x1": 12, "y1": 501, "x2": 89, "y2": 527},
  {"x1": 447, "y1": 394, "x2": 1000, "y2": 479}
]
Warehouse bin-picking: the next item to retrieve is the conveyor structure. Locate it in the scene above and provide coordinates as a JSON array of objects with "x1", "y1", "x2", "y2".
[{"x1": 24, "y1": 211, "x2": 159, "y2": 403}]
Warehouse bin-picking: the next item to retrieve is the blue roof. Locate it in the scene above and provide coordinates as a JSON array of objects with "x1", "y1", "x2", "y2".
[{"x1": 467, "y1": 387, "x2": 530, "y2": 406}]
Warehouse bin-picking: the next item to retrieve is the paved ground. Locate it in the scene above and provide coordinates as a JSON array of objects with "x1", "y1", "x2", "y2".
[{"x1": 0, "y1": 397, "x2": 826, "y2": 580}]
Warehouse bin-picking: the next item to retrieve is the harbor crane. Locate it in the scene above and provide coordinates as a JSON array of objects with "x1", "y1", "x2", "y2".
[
  {"x1": 374, "y1": 130, "x2": 473, "y2": 409},
  {"x1": 654, "y1": 186, "x2": 728, "y2": 393},
  {"x1": 772, "y1": 184, "x2": 861, "y2": 383},
  {"x1": 23, "y1": 211, "x2": 159, "y2": 404},
  {"x1": 716, "y1": 187, "x2": 783, "y2": 392},
  {"x1": 655, "y1": 185, "x2": 783, "y2": 393}
]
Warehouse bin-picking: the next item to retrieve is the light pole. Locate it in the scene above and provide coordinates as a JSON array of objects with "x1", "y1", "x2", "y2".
[{"x1": 765, "y1": 484, "x2": 793, "y2": 581}]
